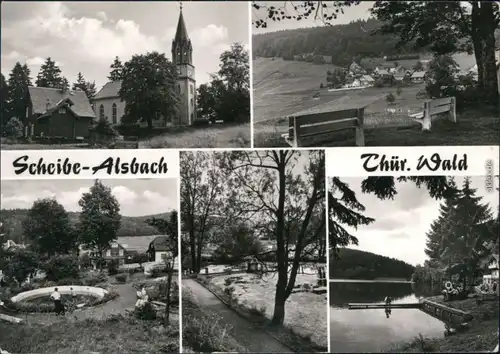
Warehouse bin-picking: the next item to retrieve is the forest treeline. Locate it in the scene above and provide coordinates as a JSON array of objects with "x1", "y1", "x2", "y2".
[
  {"x1": 1, "y1": 209, "x2": 171, "y2": 243},
  {"x1": 329, "y1": 248, "x2": 415, "y2": 280},
  {"x1": 252, "y1": 18, "x2": 426, "y2": 67}
]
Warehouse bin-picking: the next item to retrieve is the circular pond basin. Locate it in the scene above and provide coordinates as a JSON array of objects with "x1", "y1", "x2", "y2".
[{"x1": 10, "y1": 285, "x2": 108, "y2": 306}]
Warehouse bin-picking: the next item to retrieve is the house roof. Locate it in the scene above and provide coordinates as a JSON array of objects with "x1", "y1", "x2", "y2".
[
  {"x1": 361, "y1": 75, "x2": 375, "y2": 82},
  {"x1": 93, "y1": 81, "x2": 122, "y2": 100},
  {"x1": 411, "y1": 71, "x2": 426, "y2": 78},
  {"x1": 377, "y1": 69, "x2": 391, "y2": 76},
  {"x1": 28, "y1": 86, "x2": 95, "y2": 118},
  {"x1": 117, "y1": 236, "x2": 158, "y2": 253},
  {"x1": 149, "y1": 235, "x2": 174, "y2": 252}
]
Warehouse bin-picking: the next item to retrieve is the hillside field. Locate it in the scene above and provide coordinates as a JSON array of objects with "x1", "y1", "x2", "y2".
[{"x1": 251, "y1": 54, "x2": 499, "y2": 147}]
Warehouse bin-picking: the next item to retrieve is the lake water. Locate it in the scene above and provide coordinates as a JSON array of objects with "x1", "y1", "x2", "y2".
[{"x1": 329, "y1": 280, "x2": 446, "y2": 353}]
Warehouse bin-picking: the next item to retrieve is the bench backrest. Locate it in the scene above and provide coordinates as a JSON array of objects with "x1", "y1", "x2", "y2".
[
  {"x1": 112, "y1": 138, "x2": 139, "y2": 149},
  {"x1": 426, "y1": 97, "x2": 455, "y2": 116},
  {"x1": 288, "y1": 108, "x2": 363, "y2": 139}
]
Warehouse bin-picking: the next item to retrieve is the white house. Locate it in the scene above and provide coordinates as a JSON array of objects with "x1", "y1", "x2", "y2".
[
  {"x1": 360, "y1": 75, "x2": 375, "y2": 86},
  {"x1": 411, "y1": 71, "x2": 426, "y2": 83},
  {"x1": 147, "y1": 236, "x2": 175, "y2": 264},
  {"x1": 483, "y1": 254, "x2": 499, "y2": 285}
]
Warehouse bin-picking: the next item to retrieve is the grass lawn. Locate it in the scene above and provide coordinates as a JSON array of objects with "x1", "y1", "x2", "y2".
[
  {"x1": 0, "y1": 315, "x2": 179, "y2": 353},
  {"x1": 141, "y1": 123, "x2": 251, "y2": 148},
  {"x1": 210, "y1": 271, "x2": 328, "y2": 350},
  {"x1": 389, "y1": 296, "x2": 499, "y2": 353}
]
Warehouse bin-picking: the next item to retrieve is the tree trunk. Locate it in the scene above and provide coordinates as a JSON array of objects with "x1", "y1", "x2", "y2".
[
  {"x1": 471, "y1": 1, "x2": 499, "y2": 108},
  {"x1": 189, "y1": 228, "x2": 197, "y2": 273},
  {"x1": 164, "y1": 261, "x2": 173, "y2": 327},
  {"x1": 479, "y1": 2, "x2": 499, "y2": 108},
  {"x1": 147, "y1": 117, "x2": 153, "y2": 130},
  {"x1": 271, "y1": 152, "x2": 288, "y2": 326},
  {"x1": 271, "y1": 284, "x2": 287, "y2": 325}
]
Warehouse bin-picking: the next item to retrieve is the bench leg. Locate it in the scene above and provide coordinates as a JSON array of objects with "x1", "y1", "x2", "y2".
[
  {"x1": 449, "y1": 97, "x2": 457, "y2": 123},
  {"x1": 413, "y1": 114, "x2": 432, "y2": 131},
  {"x1": 355, "y1": 126, "x2": 365, "y2": 146}
]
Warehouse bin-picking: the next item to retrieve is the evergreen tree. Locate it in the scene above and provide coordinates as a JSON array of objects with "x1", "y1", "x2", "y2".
[
  {"x1": 7, "y1": 62, "x2": 32, "y2": 123},
  {"x1": 424, "y1": 177, "x2": 459, "y2": 265},
  {"x1": 440, "y1": 177, "x2": 495, "y2": 287},
  {"x1": 72, "y1": 73, "x2": 97, "y2": 100},
  {"x1": 35, "y1": 57, "x2": 63, "y2": 88},
  {"x1": 59, "y1": 77, "x2": 69, "y2": 90},
  {"x1": 108, "y1": 56, "x2": 124, "y2": 81},
  {"x1": 85, "y1": 80, "x2": 97, "y2": 100},
  {"x1": 1, "y1": 73, "x2": 9, "y2": 126},
  {"x1": 72, "y1": 72, "x2": 86, "y2": 91}
]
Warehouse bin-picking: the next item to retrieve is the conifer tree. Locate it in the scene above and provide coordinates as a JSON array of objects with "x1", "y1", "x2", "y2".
[
  {"x1": 35, "y1": 57, "x2": 63, "y2": 88},
  {"x1": 7, "y1": 62, "x2": 32, "y2": 122},
  {"x1": 108, "y1": 56, "x2": 124, "y2": 81}
]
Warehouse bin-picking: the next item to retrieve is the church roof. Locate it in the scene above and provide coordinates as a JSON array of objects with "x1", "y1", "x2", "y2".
[
  {"x1": 174, "y1": 10, "x2": 189, "y2": 43},
  {"x1": 28, "y1": 86, "x2": 95, "y2": 118},
  {"x1": 93, "y1": 80, "x2": 122, "y2": 100}
]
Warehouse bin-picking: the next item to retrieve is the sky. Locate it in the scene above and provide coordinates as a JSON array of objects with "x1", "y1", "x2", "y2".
[
  {"x1": 1, "y1": 1, "x2": 250, "y2": 90},
  {"x1": 252, "y1": 1, "x2": 373, "y2": 34},
  {"x1": 0, "y1": 179, "x2": 178, "y2": 217},
  {"x1": 331, "y1": 176, "x2": 499, "y2": 266}
]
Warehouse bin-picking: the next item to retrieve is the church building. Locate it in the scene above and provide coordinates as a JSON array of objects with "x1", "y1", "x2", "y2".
[{"x1": 92, "y1": 6, "x2": 196, "y2": 126}]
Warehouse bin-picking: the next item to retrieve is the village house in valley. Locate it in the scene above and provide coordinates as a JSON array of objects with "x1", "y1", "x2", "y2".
[
  {"x1": 25, "y1": 86, "x2": 96, "y2": 139},
  {"x1": 147, "y1": 235, "x2": 175, "y2": 263},
  {"x1": 92, "y1": 7, "x2": 197, "y2": 126}
]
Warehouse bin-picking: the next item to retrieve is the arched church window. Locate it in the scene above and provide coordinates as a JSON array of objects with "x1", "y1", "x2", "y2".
[
  {"x1": 178, "y1": 84, "x2": 181, "y2": 94},
  {"x1": 112, "y1": 103, "x2": 117, "y2": 124},
  {"x1": 190, "y1": 98, "x2": 194, "y2": 108},
  {"x1": 99, "y1": 105, "x2": 104, "y2": 119},
  {"x1": 190, "y1": 84, "x2": 193, "y2": 94}
]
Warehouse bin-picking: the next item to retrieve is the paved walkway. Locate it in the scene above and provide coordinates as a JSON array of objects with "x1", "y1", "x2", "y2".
[{"x1": 183, "y1": 279, "x2": 292, "y2": 353}]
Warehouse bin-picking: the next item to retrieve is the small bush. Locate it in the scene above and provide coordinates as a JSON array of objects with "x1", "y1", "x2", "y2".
[
  {"x1": 134, "y1": 301, "x2": 156, "y2": 321},
  {"x1": 57, "y1": 278, "x2": 84, "y2": 285},
  {"x1": 91, "y1": 117, "x2": 119, "y2": 137},
  {"x1": 115, "y1": 123, "x2": 140, "y2": 137},
  {"x1": 107, "y1": 260, "x2": 119, "y2": 276},
  {"x1": 83, "y1": 273, "x2": 107, "y2": 286},
  {"x1": 4, "y1": 117, "x2": 24, "y2": 138},
  {"x1": 224, "y1": 278, "x2": 233, "y2": 287},
  {"x1": 386, "y1": 92, "x2": 396, "y2": 105},
  {"x1": 43, "y1": 255, "x2": 80, "y2": 282},
  {"x1": 115, "y1": 274, "x2": 127, "y2": 283}
]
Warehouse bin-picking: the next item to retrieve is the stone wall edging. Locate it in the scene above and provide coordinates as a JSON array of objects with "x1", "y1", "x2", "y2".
[{"x1": 10, "y1": 285, "x2": 108, "y2": 303}]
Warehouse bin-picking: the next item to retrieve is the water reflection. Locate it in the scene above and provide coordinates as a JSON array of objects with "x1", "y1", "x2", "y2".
[{"x1": 329, "y1": 281, "x2": 445, "y2": 353}]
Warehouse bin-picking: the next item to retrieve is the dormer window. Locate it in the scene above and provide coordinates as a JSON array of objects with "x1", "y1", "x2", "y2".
[{"x1": 58, "y1": 107, "x2": 66, "y2": 114}]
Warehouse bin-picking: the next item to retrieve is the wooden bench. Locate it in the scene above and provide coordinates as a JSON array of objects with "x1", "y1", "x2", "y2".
[
  {"x1": 282, "y1": 107, "x2": 365, "y2": 147},
  {"x1": 110, "y1": 136, "x2": 139, "y2": 149},
  {"x1": 409, "y1": 96, "x2": 456, "y2": 131}
]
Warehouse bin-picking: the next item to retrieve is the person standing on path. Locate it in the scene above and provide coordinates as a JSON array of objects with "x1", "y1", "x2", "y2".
[{"x1": 50, "y1": 288, "x2": 65, "y2": 315}]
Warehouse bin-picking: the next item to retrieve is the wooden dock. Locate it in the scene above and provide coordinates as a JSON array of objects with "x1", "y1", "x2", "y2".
[{"x1": 348, "y1": 303, "x2": 422, "y2": 309}]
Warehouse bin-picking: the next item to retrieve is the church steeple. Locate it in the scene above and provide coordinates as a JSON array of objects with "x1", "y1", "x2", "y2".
[{"x1": 172, "y1": 2, "x2": 192, "y2": 65}]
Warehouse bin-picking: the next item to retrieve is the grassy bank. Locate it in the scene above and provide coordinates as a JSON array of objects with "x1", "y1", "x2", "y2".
[
  {"x1": 0, "y1": 314, "x2": 179, "y2": 353},
  {"x1": 182, "y1": 289, "x2": 246, "y2": 353},
  {"x1": 389, "y1": 296, "x2": 499, "y2": 353}
]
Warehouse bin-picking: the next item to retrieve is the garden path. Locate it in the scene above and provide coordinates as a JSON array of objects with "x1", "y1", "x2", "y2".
[{"x1": 183, "y1": 278, "x2": 292, "y2": 353}]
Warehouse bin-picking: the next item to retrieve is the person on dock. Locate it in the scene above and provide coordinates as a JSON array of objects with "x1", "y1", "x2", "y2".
[
  {"x1": 384, "y1": 296, "x2": 392, "y2": 318},
  {"x1": 50, "y1": 288, "x2": 65, "y2": 316}
]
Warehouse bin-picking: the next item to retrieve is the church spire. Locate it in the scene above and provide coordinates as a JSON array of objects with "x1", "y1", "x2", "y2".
[
  {"x1": 172, "y1": 1, "x2": 192, "y2": 65},
  {"x1": 174, "y1": 3, "x2": 189, "y2": 44}
]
